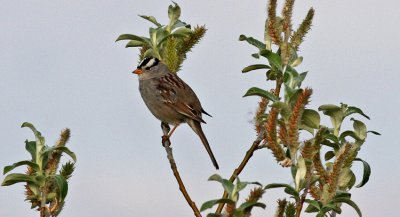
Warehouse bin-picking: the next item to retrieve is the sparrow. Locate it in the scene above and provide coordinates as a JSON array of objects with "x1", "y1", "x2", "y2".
[{"x1": 133, "y1": 57, "x2": 219, "y2": 169}]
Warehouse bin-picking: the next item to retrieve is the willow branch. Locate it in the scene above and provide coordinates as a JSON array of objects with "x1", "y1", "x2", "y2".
[
  {"x1": 214, "y1": 132, "x2": 264, "y2": 214},
  {"x1": 161, "y1": 124, "x2": 202, "y2": 217}
]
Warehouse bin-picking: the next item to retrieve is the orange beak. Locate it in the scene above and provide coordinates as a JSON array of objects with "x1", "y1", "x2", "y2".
[{"x1": 133, "y1": 68, "x2": 143, "y2": 74}]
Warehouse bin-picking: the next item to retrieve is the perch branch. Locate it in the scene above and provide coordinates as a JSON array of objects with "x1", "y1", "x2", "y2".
[{"x1": 161, "y1": 123, "x2": 202, "y2": 217}]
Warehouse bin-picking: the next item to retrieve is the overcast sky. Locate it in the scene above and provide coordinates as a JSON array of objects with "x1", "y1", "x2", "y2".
[{"x1": 1, "y1": 0, "x2": 399, "y2": 217}]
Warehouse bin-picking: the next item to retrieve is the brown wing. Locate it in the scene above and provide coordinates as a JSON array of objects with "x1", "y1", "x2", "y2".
[{"x1": 157, "y1": 73, "x2": 206, "y2": 123}]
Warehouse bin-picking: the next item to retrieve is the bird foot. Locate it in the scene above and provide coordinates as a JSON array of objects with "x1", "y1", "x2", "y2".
[{"x1": 161, "y1": 135, "x2": 171, "y2": 147}]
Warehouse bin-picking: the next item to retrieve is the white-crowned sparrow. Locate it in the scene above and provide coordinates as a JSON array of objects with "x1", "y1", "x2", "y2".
[{"x1": 133, "y1": 57, "x2": 219, "y2": 169}]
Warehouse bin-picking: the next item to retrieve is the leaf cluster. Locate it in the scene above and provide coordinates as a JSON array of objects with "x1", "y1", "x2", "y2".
[
  {"x1": 201, "y1": 174, "x2": 265, "y2": 217},
  {"x1": 237, "y1": 0, "x2": 379, "y2": 216},
  {"x1": 2, "y1": 123, "x2": 76, "y2": 217},
  {"x1": 116, "y1": 2, "x2": 206, "y2": 73}
]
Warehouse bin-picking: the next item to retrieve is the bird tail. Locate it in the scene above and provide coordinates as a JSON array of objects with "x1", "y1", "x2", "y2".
[{"x1": 188, "y1": 120, "x2": 219, "y2": 169}]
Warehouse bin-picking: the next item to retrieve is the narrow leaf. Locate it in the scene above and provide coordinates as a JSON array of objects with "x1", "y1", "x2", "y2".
[
  {"x1": 238, "y1": 201, "x2": 266, "y2": 210},
  {"x1": 259, "y1": 49, "x2": 282, "y2": 70},
  {"x1": 2, "y1": 173, "x2": 36, "y2": 186},
  {"x1": 200, "y1": 198, "x2": 235, "y2": 212},
  {"x1": 243, "y1": 87, "x2": 279, "y2": 102},
  {"x1": 139, "y1": 15, "x2": 162, "y2": 27},
  {"x1": 318, "y1": 104, "x2": 341, "y2": 113},
  {"x1": 339, "y1": 130, "x2": 362, "y2": 142},
  {"x1": 239, "y1": 34, "x2": 266, "y2": 50},
  {"x1": 334, "y1": 198, "x2": 362, "y2": 217},
  {"x1": 242, "y1": 64, "x2": 270, "y2": 73},
  {"x1": 115, "y1": 34, "x2": 147, "y2": 42},
  {"x1": 345, "y1": 106, "x2": 370, "y2": 120},
  {"x1": 54, "y1": 175, "x2": 68, "y2": 201},
  {"x1": 367, "y1": 130, "x2": 381, "y2": 135},
  {"x1": 208, "y1": 174, "x2": 233, "y2": 196},
  {"x1": 3, "y1": 161, "x2": 40, "y2": 175},
  {"x1": 125, "y1": 40, "x2": 145, "y2": 48},
  {"x1": 354, "y1": 158, "x2": 371, "y2": 188},
  {"x1": 25, "y1": 140, "x2": 37, "y2": 161}
]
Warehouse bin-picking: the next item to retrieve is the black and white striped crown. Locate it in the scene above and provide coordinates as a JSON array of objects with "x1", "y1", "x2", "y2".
[{"x1": 137, "y1": 57, "x2": 160, "y2": 70}]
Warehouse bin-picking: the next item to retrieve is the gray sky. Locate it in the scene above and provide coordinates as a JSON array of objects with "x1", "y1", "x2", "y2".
[{"x1": 1, "y1": 0, "x2": 399, "y2": 217}]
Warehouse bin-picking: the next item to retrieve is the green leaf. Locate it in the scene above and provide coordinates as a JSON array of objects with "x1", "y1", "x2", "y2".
[
  {"x1": 338, "y1": 167, "x2": 352, "y2": 188},
  {"x1": 54, "y1": 175, "x2": 68, "y2": 201},
  {"x1": 301, "y1": 109, "x2": 320, "y2": 129},
  {"x1": 324, "y1": 151, "x2": 335, "y2": 161},
  {"x1": 115, "y1": 34, "x2": 147, "y2": 42},
  {"x1": 318, "y1": 104, "x2": 341, "y2": 113},
  {"x1": 21, "y1": 122, "x2": 45, "y2": 147},
  {"x1": 284, "y1": 186, "x2": 299, "y2": 198},
  {"x1": 25, "y1": 140, "x2": 37, "y2": 161},
  {"x1": 139, "y1": 15, "x2": 162, "y2": 27},
  {"x1": 344, "y1": 106, "x2": 370, "y2": 120},
  {"x1": 295, "y1": 157, "x2": 306, "y2": 191},
  {"x1": 42, "y1": 146, "x2": 77, "y2": 162},
  {"x1": 251, "y1": 53, "x2": 260, "y2": 59},
  {"x1": 242, "y1": 64, "x2": 270, "y2": 73},
  {"x1": 367, "y1": 130, "x2": 381, "y2": 135},
  {"x1": 206, "y1": 214, "x2": 221, "y2": 217},
  {"x1": 142, "y1": 48, "x2": 156, "y2": 59},
  {"x1": 334, "y1": 191, "x2": 351, "y2": 199},
  {"x1": 168, "y1": 2, "x2": 181, "y2": 28},
  {"x1": 321, "y1": 139, "x2": 340, "y2": 152},
  {"x1": 290, "y1": 56, "x2": 303, "y2": 67},
  {"x1": 339, "y1": 130, "x2": 362, "y2": 142},
  {"x1": 125, "y1": 40, "x2": 145, "y2": 48},
  {"x1": 348, "y1": 170, "x2": 356, "y2": 189},
  {"x1": 264, "y1": 183, "x2": 293, "y2": 190},
  {"x1": 304, "y1": 199, "x2": 321, "y2": 213},
  {"x1": 2, "y1": 173, "x2": 36, "y2": 186},
  {"x1": 324, "y1": 133, "x2": 339, "y2": 143},
  {"x1": 200, "y1": 198, "x2": 235, "y2": 212},
  {"x1": 334, "y1": 197, "x2": 362, "y2": 217},
  {"x1": 238, "y1": 201, "x2": 266, "y2": 210},
  {"x1": 323, "y1": 202, "x2": 342, "y2": 214},
  {"x1": 259, "y1": 49, "x2": 282, "y2": 70},
  {"x1": 243, "y1": 87, "x2": 279, "y2": 102},
  {"x1": 354, "y1": 158, "x2": 371, "y2": 188},
  {"x1": 170, "y1": 20, "x2": 190, "y2": 30},
  {"x1": 264, "y1": 183, "x2": 298, "y2": 198},
  {"x1": 171, "y1": 26, "x2": 192, "y2": 36},
  {"x1": 3, "y1": 161, "x2": 40, "y2": 175},
  {"x1": 239, "y1": 34, "x2": 266, "y2": 50},
  {"x1": 351, "y1": 118, "x2": 367, "y2": 140},
  {"x1": 285, "y1": 84, "x2": 302, "y2": 106},
  {"x1": 208, "y1": 174, "x2": 234, "y2": 196},
  {"x1": 318, "y1": 105, "x2": 343, "y2": 136}
]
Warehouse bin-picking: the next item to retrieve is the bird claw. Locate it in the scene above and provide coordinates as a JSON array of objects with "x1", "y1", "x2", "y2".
[{"x1": 161, "y1": 135, "x2": 171, "y2": 147}]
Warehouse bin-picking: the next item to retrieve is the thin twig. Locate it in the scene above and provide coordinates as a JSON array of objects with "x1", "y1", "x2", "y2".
[
  {"x1": 215, "y1": 69, "x2": 284, "y2": 215},
  {"x1": 215, "y1": 132, "x2": 264, "y2": 214},
  {"x1": 295, "y1": 169, "x2": 312, "y2": 217},
  {"x1": 161, "y1": 123, "x2": 202, "y2": 217}
]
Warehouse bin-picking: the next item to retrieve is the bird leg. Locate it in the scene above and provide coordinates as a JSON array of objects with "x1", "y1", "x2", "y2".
[
  {"x1": 168, "y1": 123, "x2": 180, "y2": 137},
  {"x1": 161, "y1": 122, "x2": 171, "y2": 147},
  {"x1": 161, "y1": 123, "x2": 181, "y2": 147}
]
